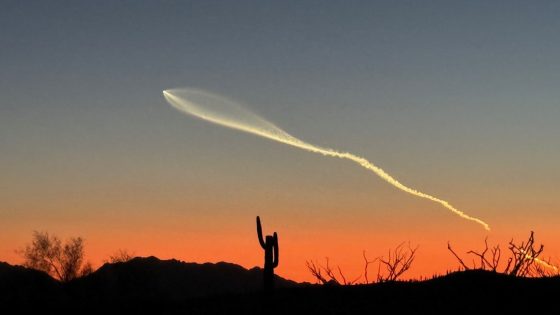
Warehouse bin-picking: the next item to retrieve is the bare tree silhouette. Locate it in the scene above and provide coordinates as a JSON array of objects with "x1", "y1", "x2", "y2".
[
  {"x1": 448, "y1": 231, "x2": 557, "y2": 277},
  {"x1": 18, "y1": 231, "x2": 92, "y2": 282}
]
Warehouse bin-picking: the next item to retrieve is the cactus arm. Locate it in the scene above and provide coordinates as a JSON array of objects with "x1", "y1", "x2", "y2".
[
  {"x1": 256, "y1": 216, "x2": 266, "y2": 249},
  {"x1": 272, "y1": 232, "x2": 279, "y2": 268}
]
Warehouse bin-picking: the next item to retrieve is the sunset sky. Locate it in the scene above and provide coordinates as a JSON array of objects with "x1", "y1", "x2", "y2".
[{"x1": 1, "y1": 1, "x2": 559, "y2": 282}]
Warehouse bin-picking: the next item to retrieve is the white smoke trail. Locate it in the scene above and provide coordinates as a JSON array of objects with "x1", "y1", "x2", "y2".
[{"x1": 163, "y1": 88, "x2": 490, "y2": 231}]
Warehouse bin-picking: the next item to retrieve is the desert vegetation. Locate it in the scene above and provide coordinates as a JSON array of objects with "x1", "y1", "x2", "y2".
[
  {"x1": 105, "y1": 249, "x2": 135, "y2": 264},
  {"x1": 17, "y1": 231, "x2": 136, "y2": 281},
  {"x1": 306, "y1": 242, "x2": 418, "y2": 285},
  {"x1": 306, "y1": 231, "x2": 559, "y2": 286},
  {"x1": 448, "y1": 231, "x2": 558, "y2": 277},
  {"x1": 17, "y1": 231, "x2": 93, "y2": 282},
  {"x1": 256, "y1": 216, "x2": 279, "y2": 291}
]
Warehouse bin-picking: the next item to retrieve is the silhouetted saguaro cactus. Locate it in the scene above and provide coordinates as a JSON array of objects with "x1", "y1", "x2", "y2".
[{"x1": 256, "y1": 216, "x2": 279, "y2": 292}]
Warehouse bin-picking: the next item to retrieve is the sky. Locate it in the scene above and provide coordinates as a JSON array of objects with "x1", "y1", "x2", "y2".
[{"x1": 1, "y1": 1, "x2": 559, "y2": 282}]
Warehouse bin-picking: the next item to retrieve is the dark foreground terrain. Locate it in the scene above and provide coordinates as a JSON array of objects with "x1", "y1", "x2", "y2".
[{"x1": 1, "y1": 257, "x2": 559, "y2": 314}]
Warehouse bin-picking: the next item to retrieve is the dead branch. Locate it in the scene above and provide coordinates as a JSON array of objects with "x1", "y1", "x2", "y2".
[
  {"x1": 306, "y1": 260, "x2": 330, "y2": 284},
  {"x1": 490, "y1": 244, "x2": 501, "y2": 272},
  {"x1": 362, "y1": 250, "x2": 377, "y2": 284},
  {"x1": 447, "y1": 242, "x2": 469, "y2": 270},
  {"x1": 467, "y1": 237, "x2": 491, "y2": 270},
  {"x1": 337, "y1": 266, "x2": 347, "y2": 285}
]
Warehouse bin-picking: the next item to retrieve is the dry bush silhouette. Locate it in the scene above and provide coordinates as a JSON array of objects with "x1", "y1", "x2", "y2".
[
  {"x1": 306, "y1": 258, "x2": 361, "y2": 285},
  {"x1": 448, "y1": 231, "x2": 558, "y2": 277},
  {"x1": 376, "y1": 242, "x2": 418, "y2": 282},
  {"x1": 305, "y1": 260, "x2": 331, "y2": 284},
  {"x1": 447, "y1": 237, "x2": 500, "y2": 271},
  {"x1": 18, "y1": 231, "x2": 93, "y2": 282},
  {"x1": 504, "y1": 231, "x2": 545, "y2": 276},
  {"x1": 106, "y1": 249, "x2": 135, "y2": 263},
  {"x1": 307, "y1": 242, "x2": 417, "y2": 285}
]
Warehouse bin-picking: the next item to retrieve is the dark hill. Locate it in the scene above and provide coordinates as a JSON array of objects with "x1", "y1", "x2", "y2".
[
  {"x1": 0, "y1": 261, "x2": 63, "y2": 306},
  {"x1": 0, "y1": 257, "x2": 302, "y2": 310},
  {"x1": 2, "y1": 259, "x2": 559, "y2": 314},
  {"x1": 226, "y1": 269, "x2": 560, "y2": 314},
  {"x1": 67, "y1": 256, "x2": 300, "y2": 302}
]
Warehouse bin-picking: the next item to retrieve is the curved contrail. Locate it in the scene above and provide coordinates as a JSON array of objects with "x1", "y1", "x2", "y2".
[{"x1": 163, "y1": 88, "x2": 490, "y2": 231}]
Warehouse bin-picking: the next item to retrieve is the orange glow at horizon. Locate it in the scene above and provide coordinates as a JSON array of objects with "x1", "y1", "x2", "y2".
[
  {"x1": 2, "y1": 205, "x2": 558, "y2": 283},
  {"x1": 1, "y1": 159, "x2": 557, "y2": 283}
]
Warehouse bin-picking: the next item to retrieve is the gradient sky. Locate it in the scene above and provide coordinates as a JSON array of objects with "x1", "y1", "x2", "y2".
[{"x1": 1, "y1": 1, "x2": 559, "y2": 282}]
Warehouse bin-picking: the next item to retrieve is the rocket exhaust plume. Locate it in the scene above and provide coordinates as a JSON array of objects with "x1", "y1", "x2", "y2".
[{"x1": 163, "y1": 88, "x2": 490, "y2": 231}]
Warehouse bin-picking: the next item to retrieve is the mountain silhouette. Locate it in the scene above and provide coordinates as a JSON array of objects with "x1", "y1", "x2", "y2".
[
  {"x1": 2, "y1": 258, "x2": 559, "y2": 314},
  {"x1": 67, "y1": 256, "x2": 301, "y2": 301},
  {"x1": 0, "y1": 261, "x2": 64, "y2": 307},
  {"x1": 0, "y1": 256, "x2": 303, "y2": 311}
]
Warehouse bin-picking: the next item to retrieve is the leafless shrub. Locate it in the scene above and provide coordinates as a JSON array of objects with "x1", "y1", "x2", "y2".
[
  {"x1": 504, "y1": 231, "x2": 544, "y2": 277},
  {"x1": 306, "y1": 260, "x2": 330, "y2": 284},
  {"x1": 377, "y1": 242, "x2": 418, "y2": 282},
  {"x1": 308, "y1": 243, "x2": 418, "y2": 285},
  {"x1": 306, "y1": 258, "x2": 361, "y2": 285},
  {"x1": 448, "y1": 231, "x2": 557, "y2": 277},
  {"x1": 453, "y1": 237, "x2": 501, "y2": 271},
  {"x1": 106, "y1": 249, "x2": 135, "y2": 263}
]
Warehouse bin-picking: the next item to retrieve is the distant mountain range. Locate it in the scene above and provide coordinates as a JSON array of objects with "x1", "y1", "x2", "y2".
[
  {"x1": 1, "y1": 256, "x2": 300, "y2": 306},
  {"x1": 69, "y1": 256, "x2": 301, "y2": 299},
  {"x1": 2, "y1": 257, "x2": 559, "y2": 314}
]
